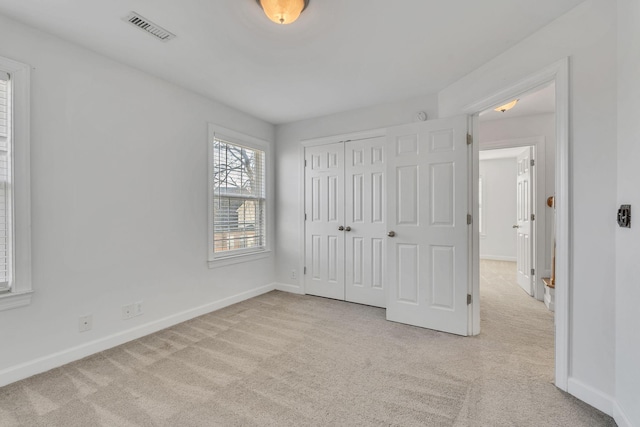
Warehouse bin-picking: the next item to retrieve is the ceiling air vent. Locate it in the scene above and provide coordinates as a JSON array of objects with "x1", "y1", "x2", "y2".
[{"x1": 124, "y1": 12, "x2": 175, "y2": 42}]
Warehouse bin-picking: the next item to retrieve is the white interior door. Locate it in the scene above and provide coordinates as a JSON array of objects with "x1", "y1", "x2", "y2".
[
  {"x1": 385, "y1": 115, "x2": 470, "y2": 336},
  {"x1": 344, "y1": 137, "x2": 386, "y2": 308},
  {"x1": 304, "y1": 143, "x2": 345, "y2": 300},
  {"x1": 516, "y1": 147, "x2": 534, "y2": 295}
]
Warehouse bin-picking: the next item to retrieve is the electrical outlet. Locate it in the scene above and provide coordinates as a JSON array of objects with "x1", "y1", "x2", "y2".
[
  {"x1": 122, "y1": 302, "x2": 143, "y2": 320},
  {"x1": 122, "y1": 304, "x2": 134, "y2": 320},
  {"x1": 79, "y1": 314, "x2": 92, "y2": 332},
  {"x1": 290, "y1": 270, "x2": 297, "y2": 280}
]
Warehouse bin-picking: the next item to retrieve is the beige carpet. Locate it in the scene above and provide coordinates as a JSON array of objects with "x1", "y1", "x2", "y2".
[{"x1": 0, "y1": 260, "x2": 615, "y2": 426}]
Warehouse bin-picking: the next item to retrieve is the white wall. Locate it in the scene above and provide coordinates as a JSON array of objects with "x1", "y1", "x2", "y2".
[
  {"x1": 480, "y1": 113, "x2": 556, "y2": 275},
  {"x1": 439, "y1": 0, "x2": 617, "y2": 411},
  {"x1": 0, "y1": 14, "x2": 276, "y2": 384},
  {"x1": 274, "y1": 95, "x2": 438, "y2": 287},
  {"x1": 615, "y1": 0, "x2": 640, "y2": 425},
  {"x1": 479, "y1": 158, "x2": 517, "y2": 261}
]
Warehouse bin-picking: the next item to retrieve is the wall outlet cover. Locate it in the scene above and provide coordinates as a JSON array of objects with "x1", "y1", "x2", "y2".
[{"x1": 79, "y1": 314, "x2": 92, "y2": 332}]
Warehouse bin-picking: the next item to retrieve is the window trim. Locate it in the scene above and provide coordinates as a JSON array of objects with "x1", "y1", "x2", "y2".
[
  {"x1": 0, "y1": 56, "x2": 32, "y2": 311},
  {"x1": 207, "y1": 123, "x2": 270, "y2": 268}
]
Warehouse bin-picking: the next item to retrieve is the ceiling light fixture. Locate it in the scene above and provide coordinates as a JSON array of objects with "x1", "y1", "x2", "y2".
[
  {"x1": 256, "y1": 0, "x2": 309, "y2": 25},
  {"x1": 494, "y1": 99, "x2": 519, "y2": 113}
]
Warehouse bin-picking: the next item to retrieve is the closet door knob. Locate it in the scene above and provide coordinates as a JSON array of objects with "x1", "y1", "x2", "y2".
[
  {"x1": 345, "y1": 226, "x2": 351, "y2": 232},
  {"x1": 512, "y1": 225, "x2": 520, "y2": 229},
  {"x1": 338, "y1": 226, "x2": 345, "y2": 231},
  {"x1": 387, "y1": 231, "x2": 396, "y2": 237}
]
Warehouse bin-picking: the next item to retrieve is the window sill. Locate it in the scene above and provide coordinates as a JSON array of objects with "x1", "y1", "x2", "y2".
[
  {"x1": 0, "y1": 291, "x2": 33, "y2": 312},
  {"x1": 208, "y1": 250, "x2": 271, "y2": 269}
]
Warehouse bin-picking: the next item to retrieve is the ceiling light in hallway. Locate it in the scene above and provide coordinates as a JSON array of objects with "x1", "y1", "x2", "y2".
[{"x1": 494, "y1": 99, "x2": 519, "y2": 112}]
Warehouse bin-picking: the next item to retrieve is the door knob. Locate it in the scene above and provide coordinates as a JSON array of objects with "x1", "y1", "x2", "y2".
[
  {"x1": 387, "y1": 231, "x2": 396, "y2": 237},
  {"x1": 512, "y1": 225, "x2": 520, "y2": 229},
  {"x1": 338, "y1": 226, "x2": 344, "y2": 231},
  {"x1": 345, "y1": 226, "x2": 351, "y2": 232}
]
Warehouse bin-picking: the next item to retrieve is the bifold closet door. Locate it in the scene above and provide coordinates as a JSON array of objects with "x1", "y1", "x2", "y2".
[
  {"x1": 304, "y1": 142, "x2": 345, "y2": 300},
  {"x1": 344, "y1": 137, "x2": 386, "y2": 308}
]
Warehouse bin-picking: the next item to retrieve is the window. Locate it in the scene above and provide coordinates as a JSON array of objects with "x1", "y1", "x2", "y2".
[
  {"x1": 0, "y1": 56, "x2": 32, "y2": 311},
  {"x1": 208, "y1": 124, "x2": 269, "y2": 267}
]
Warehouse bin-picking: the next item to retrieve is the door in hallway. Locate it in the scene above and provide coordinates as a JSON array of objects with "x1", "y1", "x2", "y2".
[{"x1": 516, "y1": 147, "x2": 534, "y2": 295}]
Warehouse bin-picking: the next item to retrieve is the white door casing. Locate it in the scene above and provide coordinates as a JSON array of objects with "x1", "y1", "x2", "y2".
[
  {"x1": 385, "y1": 115, "x2": 470, "y2": 336},
  {"x1": 345, "y1": 137, "x2": 386, "y2": 308},
  {"x1": 460, "y1": 58, "x2": 568, "y2": 389},
  {"x1": 304, "y1": 142, "x2": 345, "y2": 300},
  {"x1": 516, "y1": 147, "x2": 534, "y2": 295}
]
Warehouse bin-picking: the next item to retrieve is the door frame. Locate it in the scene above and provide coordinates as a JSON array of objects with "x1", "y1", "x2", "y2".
[
  {"x1": 298, "y1": 128, "x2": 387, "y2": 295},
  {"x1": 463, "y1": 58, "x2": 570, "y2": 391},
  {"x1": 480, "y1": 137, "x2": 547, "y2": 301}
]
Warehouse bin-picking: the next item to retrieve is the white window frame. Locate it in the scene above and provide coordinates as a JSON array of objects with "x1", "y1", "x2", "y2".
[
  {"x1": 207, "y1": 124, "x2": 270, "y2": 268},
  {"x1": 0, "y1": 56, "x2": 32, "y2": 311}
]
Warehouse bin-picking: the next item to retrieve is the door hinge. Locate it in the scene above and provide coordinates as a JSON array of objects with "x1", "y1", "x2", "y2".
[
  {"x1": 467, "y1": 214, "x2": 472, "y2": 225},
  {"x1": 304, "y1": 267, "x2": 307, "y2": 275},
  {"x1": 467, "y1": 133, "x2": 473, "y2": 145},
  {"x1": 467, "y1": 294, "x2": 472, "y2": 305},
  {"x1": 530, "y1": 159, "x2": 535, "y2": 167},
  {"x1": 304, "y1": 213, "x2": 307, "y2": 220},
  {"x1": 531, "y1": 213, "x2": 535, "y2": 221},
  {"x1": 304, "y1": 159, "x2": 307, "y2": 167},
  {"x1": 531, "y1": 268, "x2": 535, "y2": 276}
]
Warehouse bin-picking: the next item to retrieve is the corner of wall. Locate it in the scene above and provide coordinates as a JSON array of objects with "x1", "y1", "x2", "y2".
[{"x1": 613, "y1": 402, "x2": 633, "y2": 427}]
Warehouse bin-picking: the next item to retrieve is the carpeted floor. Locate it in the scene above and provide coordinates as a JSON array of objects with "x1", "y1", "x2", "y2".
[{"x1": 0, "y1": 260, "x2": 615, "y2": 426}]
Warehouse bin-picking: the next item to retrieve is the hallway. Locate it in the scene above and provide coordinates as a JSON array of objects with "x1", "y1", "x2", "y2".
[{"x1": 480, "y1": 259, "x2": 553, "y2": 349}]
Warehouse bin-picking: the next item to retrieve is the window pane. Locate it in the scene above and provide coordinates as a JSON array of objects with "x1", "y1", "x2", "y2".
[{"x1": 212, "y1": 138, "x2": 266, "y2": 255}]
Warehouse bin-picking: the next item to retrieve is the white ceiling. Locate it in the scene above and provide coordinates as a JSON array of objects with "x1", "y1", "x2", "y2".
[{"x1": 0, "y1": 0, "x2": 583, "y2": 124}]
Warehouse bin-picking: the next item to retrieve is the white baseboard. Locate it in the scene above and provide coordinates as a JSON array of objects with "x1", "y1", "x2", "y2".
[
  {"x1": 0, "y1": 283, "x2": 276, "y2": 387},
  {"x1": 567, "y1": 377, "x2": 614, "y2": 416},
  {"x1": 613, "y1": 402, "x2": 633, "y2": 427},
  {"x1": 479, "y1": 255, "x2": 517, "y2": 262},
  {"x1": 274, "y1": 282, "x2": 305, "y2": 295}
]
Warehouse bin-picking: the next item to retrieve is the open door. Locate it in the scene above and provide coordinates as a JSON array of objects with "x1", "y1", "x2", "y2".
[
  {"x1": 385, "y1": 115, "x2": 470, "y2": 336},
  {"x1": 515, "y1": 147, "x2": 534, "y2": 295}
]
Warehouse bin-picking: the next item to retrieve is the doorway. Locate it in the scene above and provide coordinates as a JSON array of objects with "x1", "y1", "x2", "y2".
[
  {"x1": 468, "y1": 72, "x2": 569, "y2": 390},
  {"x1": 477, "y1": 81, "x2": 555, "y2": 304},
  {"x1": 479, "y1": 145, "x2": 539, "y2": 297}
]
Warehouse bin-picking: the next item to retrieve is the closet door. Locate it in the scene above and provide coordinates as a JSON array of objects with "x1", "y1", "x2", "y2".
[
  {"x1": 304, "y1": 143, "x2": 345, "y2": 300},
  {"x1": 344, "y1": 137, "x2": 387, "y2": 308}
]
